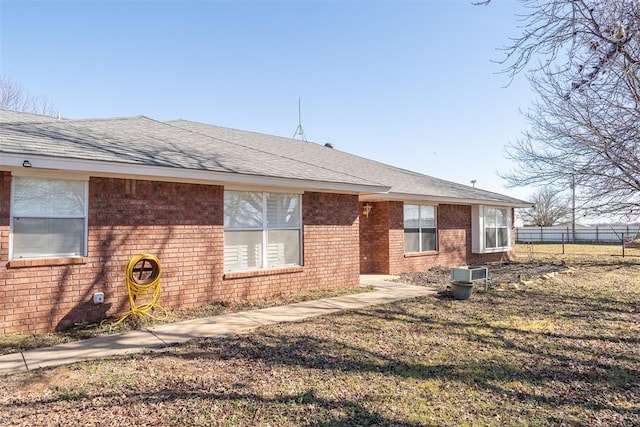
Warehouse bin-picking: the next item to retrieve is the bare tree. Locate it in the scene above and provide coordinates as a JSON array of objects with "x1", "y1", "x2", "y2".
[
  {"x1": 520, "y1": 186, "x2": 570, "y2": 226},
  {"x1": 484, "y1": 1, "x2": 640, "y2": 220},
  {"x1": 0, "y1": 75, "x2": 56, "y2": 116}
]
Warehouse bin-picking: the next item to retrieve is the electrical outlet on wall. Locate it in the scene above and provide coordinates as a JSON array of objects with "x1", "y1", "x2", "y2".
[{"x1": 93, "y1": 292, "x2": 105, "y2": 304}]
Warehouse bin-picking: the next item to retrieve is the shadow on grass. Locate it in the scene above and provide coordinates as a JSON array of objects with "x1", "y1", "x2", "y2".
[
  {"x1": 3, "y1": 385, "x2": 431, "y2": 427},
  {"x1": 5, "y1": 262, "x2": 639, "y2": 425},
  {"x1": 147, "y1": 321, "x2": 638, "y2": 420},
  {"x1": 160, "y1": 280, "x2": 638, "y2": 420}
]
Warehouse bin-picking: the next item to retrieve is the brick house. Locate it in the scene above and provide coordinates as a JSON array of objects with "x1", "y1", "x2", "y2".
[{"x1": 0, "y1": 109, "x2": 530, "y2": 334}]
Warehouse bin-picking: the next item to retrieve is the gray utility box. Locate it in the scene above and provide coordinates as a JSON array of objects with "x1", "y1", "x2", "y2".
[{"x1": 450, "y1": 266, "x2": 489, "y2": 292}]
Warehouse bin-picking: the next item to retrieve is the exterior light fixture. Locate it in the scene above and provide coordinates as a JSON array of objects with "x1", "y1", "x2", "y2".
[
  {"x1": 22, "y1": 160, "x2": 32, "y2": 168},
  {"x1": 363, "y1": 203, "x2": 372, "y2": 218}
]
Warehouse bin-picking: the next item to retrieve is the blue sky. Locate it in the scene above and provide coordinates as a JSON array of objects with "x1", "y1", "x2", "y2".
[{"x1": 0, "y1": 0, "x2": 535, "y2": 200}]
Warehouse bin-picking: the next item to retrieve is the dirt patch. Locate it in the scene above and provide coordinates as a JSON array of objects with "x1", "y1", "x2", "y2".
[{"x1": 398, "y1": 260, "x2": 570, "y2": 289}]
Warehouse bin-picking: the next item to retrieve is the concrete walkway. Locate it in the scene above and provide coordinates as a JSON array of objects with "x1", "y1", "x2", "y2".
[{"x1": 0, "y1": 275, "x2": 436, "y2": 376}]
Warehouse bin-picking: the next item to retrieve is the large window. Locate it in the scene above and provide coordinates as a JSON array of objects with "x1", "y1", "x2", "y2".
[
  {"x1": 11, "y1": 176, "x2": 87, "y2": 259},
  {"x1": 224, "y1": 191, "x2": 301, "y2": 272},
  {"x1": 472, "y1": 205, "x2": 512, "y2": 253},
  {"x1": 484, "y1": 207, "x2": 510, "y2": 249},
  {"x1": 404, "y1": 204, "x2": 437, "y2": 253}
]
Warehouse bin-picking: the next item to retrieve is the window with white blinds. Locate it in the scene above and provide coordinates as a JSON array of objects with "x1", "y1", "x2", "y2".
[
  {"x1": 11, "y1": 176, "x2": 88, "y2": 259},
  {"x1": 403, "y1": 204, "x2": 437, "y2": 253},
  {"x1": 224, "y1": 191, "x2": 301, "y2": 272}
]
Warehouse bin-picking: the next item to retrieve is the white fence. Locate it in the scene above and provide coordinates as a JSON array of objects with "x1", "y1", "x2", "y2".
[{"x1": 515, "y1": 225, "x2": 640, "y2": 244}]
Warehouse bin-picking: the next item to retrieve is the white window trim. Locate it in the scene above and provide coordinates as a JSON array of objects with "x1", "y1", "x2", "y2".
[
  {"x1": 224, "y1": 191, "x2": 303, "y2": 272},
  {"x1": 403, "y1": 203, "x2": 438, "y2": 253},
  {"x1": 471, "y1": 205, "x2": 512, "y2": 254},
  {"x1": 10, "y1": 175, "x2": 89, "y2": 260}
]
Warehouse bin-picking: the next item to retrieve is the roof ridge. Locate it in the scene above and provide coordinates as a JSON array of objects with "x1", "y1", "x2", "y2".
[
  {"x1": 0, "y1": 108, "x2": 61, "y2": 123},
  {"x1": 168, "y1": 120, "x2": 481, "y2": 191},
  {"x1": 167, "y1": 119, "x2": 529, "y2": 205},
  {"x1": 165, "y1": 120, "x2": 389, "y2": 188},
  {"x1": 71, "y1": 115, "x2": 155, "y2": 123},
  {"x1": 165, "y1": 119, "x2": 318, "y2": 147}
]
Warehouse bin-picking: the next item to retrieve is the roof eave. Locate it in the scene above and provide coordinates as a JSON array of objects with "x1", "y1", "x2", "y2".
[
  {"x1": 360, "y1": 191, "x2": 533, "y2": 208},
  {"x1": 0, "y1": 153, "x2": 391, "y2": 195}
]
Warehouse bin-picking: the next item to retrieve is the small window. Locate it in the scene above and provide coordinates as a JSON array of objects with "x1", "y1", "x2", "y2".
[
  {"x1": 11, "y1": 176, "x2": 88, "y2": 259},
  {"x1": 224, "y1": 191, "x2": 302, "y2": 272},
  {"x1": 404, "y1": 204, "x2": 437, "y2": 253},
  {"x1": 472, "y1": 205, "x2": 512, "y2": 253}
]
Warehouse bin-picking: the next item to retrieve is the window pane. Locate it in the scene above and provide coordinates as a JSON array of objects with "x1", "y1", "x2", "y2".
[
  {"x1": 224, "y1": 191, "x2": 263, "y2": 229},
  {"x1": 485, "y1": 228, "x2": 497, "y2": 249},
  {"x1": 13, "y1": 218, "x2": 84, "y2": 258},
  {"x1": 497, "y1": 227, "x2": 509, "y2": 247},
  {"x1": 267, "y1": 229, "x2": 300, "y2": 267},
  {"x1": 420, "y1": 205, "x2": 436, "y2": 228},
  {"x1": 13, "y1": 177, "x2": 85, "y2": 217},
  {"x1": 421, "y1": 228, "x2": 437, "y2": 251},
  {"x1": 496, "y1": 208, "x2": 508, "y2": 226},
  {"x1": 404, "y1": 204, "x2": 420, "y2": 228},
  {"x1": 485, "y1": 207, "x2": 497, "y2": 227},
  {"x1": 224, "y1": 230, "x2": 263, "y2": 271},
  {"x1": 224, "y1": 191, "x2": 303, "y2": 271},
  {"x1": 404, "y1": 229, "x2": 420, "y2": 253},
  {"x1": 267, "y1": 193, "x2": 300, "y2": 228},
  {"x1": 404, "y1": 204, "x2": 437, "y2": 253}
]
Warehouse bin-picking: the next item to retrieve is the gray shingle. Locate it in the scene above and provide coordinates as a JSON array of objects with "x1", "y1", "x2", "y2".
[
  {"x1": 168, "y1": 119, "x2": 530, "y2": 206},
  {"x1": 0, "y1": 111, "x2": 384, "y2": 188},
  {"x1": 0, "y1": 109, "x2": 530, "y2": 205}
]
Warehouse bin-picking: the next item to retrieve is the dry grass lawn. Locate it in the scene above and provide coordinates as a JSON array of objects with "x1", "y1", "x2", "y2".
[
  {"x1": 516, "y1": 242, "x2": 640, "y2": 258},
  {"x1": 1, "y1": 254, "x2": 639, "y2": 426}
]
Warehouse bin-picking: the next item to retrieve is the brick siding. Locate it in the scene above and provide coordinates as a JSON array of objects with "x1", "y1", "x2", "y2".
[
  {"x1": 0, "y1": 171, "x2": 515, "y2": 334},
  {"x1": 0, "y1": 174, "x2": 361, "y2": 334},
  {"x1": 359, "y1": 201, "x2": 515, "y2": 274},
  {"x1": 0, "y1": 176, "x2": 225, "y2": 334},
  {"x1": 223, "y1": 192, "x2": 361, "y2": 299},
  {"x1": 359, "y1": 201, "x2": 389, "y2": 273}
]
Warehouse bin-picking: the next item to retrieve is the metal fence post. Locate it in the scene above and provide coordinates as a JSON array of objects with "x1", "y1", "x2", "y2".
[
  {"x1": 562, "y1": 232, "x2": 565, "y2": 254},
  {"x1": 622, "y1": 232, "x2": 625, "y2": 258}
]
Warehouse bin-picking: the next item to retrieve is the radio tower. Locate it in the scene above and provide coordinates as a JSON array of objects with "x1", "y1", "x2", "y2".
[{"x1": 292, "y1": 98, "x2": 308, "y2": 142}]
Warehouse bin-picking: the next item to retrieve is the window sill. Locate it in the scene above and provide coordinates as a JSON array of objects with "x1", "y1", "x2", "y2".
[
  {"x1": 8, "y1": 257, "x2": 88, "y2": 268},
  {"x1": 472, "y1": 246, "x2": 512, "y2": 254},
  {"x1": 404, "y1": 251, "x2": 439, "y2": 258},
  {"x1": 224, "y1": 266, "x2": 304, "y2": 280}
]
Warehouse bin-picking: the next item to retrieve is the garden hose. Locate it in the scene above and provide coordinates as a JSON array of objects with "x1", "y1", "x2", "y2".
[{"x1": 103, "y1": 253, "x2": 168, "y2": 328}]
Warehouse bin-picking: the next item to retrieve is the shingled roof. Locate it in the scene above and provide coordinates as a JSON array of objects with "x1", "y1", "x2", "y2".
[
  {"x1": 0, "y1": 109, "x2": 530, "y2": 206},
  {"x1": 168, "y1": 120, "x2": 530, "y2": 207},
  {"x1": 0, "y1": 110, "x2": 387, "y2": 193}
]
